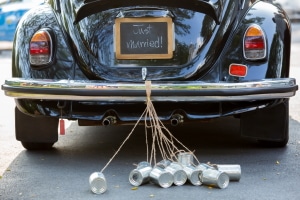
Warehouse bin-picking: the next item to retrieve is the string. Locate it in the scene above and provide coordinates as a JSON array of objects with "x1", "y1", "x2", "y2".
[
  {"x1": 100, "y1": 108, "x2": 147, "y2": 173},
  {"x1": 144, "y1": 81, "x2": 199, "y2": 165},
  {"x1": 100, "y1": 81, "x2": 199, "y2": 173}
]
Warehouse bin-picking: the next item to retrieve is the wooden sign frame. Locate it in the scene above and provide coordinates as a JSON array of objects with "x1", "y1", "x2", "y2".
[{"x1": 115, "y1": 17, "x2": 173, "y2": 59}]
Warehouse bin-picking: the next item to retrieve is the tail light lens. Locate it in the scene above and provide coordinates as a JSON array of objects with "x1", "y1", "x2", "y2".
[
  {"x1": 243, "y1": 25, "x2": 266, "y2": 60},
  {"x1": 30, "y1": 29, "x2": 54, "y2": 66},
  {"x1": 229, "y1": 63, "x2": 247, "y2": 77}
]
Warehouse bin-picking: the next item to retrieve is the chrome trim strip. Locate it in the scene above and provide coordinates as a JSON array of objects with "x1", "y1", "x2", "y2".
[
  {"x1": 3, "y1": 92, "x2": 296, "y2": 102},
  {"x1": 2, "y1": 78, "x2": 297, "y2": 102}
]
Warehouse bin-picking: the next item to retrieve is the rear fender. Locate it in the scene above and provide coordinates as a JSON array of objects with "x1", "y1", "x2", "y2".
[
  {"x1": 12, "y1": 5, "x2": 82, "y2": 80},
  {"x1": 12, "y1": 5, "x2": 83, "y2": 116},
  {"x1": 220, "y1": 1, "x2": 291, "y2": 82}
]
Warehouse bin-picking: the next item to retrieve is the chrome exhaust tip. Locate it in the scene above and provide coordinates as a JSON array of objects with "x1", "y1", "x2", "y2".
[
  {"x1": 102, "y1": 116, "x2": 117, "y2": 126},
  {"x1": 170, "y1": 114, "x2": 184, "y2": 126}
]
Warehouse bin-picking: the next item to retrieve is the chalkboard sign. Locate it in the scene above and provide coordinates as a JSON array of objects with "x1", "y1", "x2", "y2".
[{"x1": 115, "y1": 17, "x2": 173, "y2": 59}]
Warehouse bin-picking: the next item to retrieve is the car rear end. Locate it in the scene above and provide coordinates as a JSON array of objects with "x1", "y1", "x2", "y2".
[{"x1": 1, "y1": 0, "x2": 298, "y2": 149}]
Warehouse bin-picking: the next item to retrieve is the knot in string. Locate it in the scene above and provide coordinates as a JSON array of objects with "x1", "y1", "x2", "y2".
[{"x1": 145, "y1": 80, "x2": 152, "y2": 103}]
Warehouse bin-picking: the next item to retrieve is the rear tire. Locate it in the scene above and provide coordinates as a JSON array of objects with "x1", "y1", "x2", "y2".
[
  {"x1": 21, "y1": 142, "x2": 55, "y2": 151},
  {"x1": 15, "y1": 107, "x2": 59, "y2": 150},
  {"x1": 240, "y1": 100, "x2": 289, "y2": 148},
  {"x1": 257, "y1": 138, "x2": 288, "y2": 148}
]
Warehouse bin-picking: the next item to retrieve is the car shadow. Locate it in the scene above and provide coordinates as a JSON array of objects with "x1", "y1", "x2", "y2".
[
  {"x1": 18, "y1": 116, "x2": 298, "y2": 165},
  {"x1": 1, "y1": 116, "x2": 299, "y2": 200}
]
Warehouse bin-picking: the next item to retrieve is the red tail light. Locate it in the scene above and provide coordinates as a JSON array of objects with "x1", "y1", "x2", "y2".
[
  {"x1": 243, "y1": 25, "x2": 266, "y2": 60},
  {"x1": 30, "y1": 30, "x2": 53, "y2": 66}
]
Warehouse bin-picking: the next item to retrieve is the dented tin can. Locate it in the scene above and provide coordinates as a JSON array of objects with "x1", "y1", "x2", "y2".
[
  {"x1": 165, "y1": 162, "x2": 187, "y2": 186},
  {"x1": 150, "y1": 166, "x2": 174, "y2": 188},
  {"x1": 183, "y1": 165, "x2": 202, "y2": 186},
  {"x1": 215, "y1": 164, "x2": 241, "y2": 181},
  {"x1": 89, "y1": 172, "x2": 107, "y2": 194},
  {"x1": 129, "y1": 161, "x2": 153, "y2": 186},
  {"x1": 200, "y1": 169, "x2": 230, "y2": 189},
  {"x1": 177, "y1": 152, "x2": 194, "y2": 166}
]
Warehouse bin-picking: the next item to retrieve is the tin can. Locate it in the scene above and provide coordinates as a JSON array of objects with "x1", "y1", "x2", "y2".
[
  {"x1": 215, "y1": 164, "x2": 241, "y2": 181},
  {"x1": 200, "y1": 169, "x2": 230, "y2": 189},
  {"x1": 89, "y1": 172, "x2": 107, "y2": 194},
  {"x1": 183, "y1": 165, "x2": 202, "y2": 186},
  {"x1": 177, "y1": 152, "x2": 194, "y2": 166},
  {"x1": 165, "y1": 162, "x2": 187, "y2": 186},
  {"x1": 196, "y1": 163, "x2": 215, "y2": 173},
  {"x1": 150, "y1": 166, "x2": 174, "y2": 188},
  {"x1": 156, "y1": 160, "x2": 171, "y2": 169},
  {"x1": 129, "y1": 162, "x2": 152, "y2": 186}
]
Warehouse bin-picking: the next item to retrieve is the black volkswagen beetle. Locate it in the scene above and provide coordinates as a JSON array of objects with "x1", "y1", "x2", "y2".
[{"x1": 1, "y1": 0, "x2": 298, "y2": 150}]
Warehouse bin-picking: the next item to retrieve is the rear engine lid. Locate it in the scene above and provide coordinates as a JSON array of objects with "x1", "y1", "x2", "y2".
[{"x1": 61, "y1": 0, "x2": 238, "y2": 81}]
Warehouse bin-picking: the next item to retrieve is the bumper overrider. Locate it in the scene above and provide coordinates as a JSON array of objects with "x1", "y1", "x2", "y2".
[{"x1": 1, "y1": 78, "x2": 298, "y2": 102}]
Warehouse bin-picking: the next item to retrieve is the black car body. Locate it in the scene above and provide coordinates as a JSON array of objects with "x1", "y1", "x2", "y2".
[{"x1": 1, "y1": 0, "x2": 298, "y2": 150}]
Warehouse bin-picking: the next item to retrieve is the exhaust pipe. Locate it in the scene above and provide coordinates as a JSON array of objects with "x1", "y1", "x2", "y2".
[
  {"x1": 170, "y1": 114, "x2": 184, "y2": 126},
  {"x1": 102, "y1": 116, "x2": 117, "y2": 126}
]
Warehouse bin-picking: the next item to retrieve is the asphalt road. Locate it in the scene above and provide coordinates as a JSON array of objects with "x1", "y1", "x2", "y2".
[{"x1": 0, "y1": 24, "x2": 300, "y2": 199}]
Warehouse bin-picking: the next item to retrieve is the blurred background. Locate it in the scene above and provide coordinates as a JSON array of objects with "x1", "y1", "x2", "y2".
[
  {"x1": 274, "y1": 0, "x2": 300, "y2": 22},
  {"x1": 0, "y1": 0, "x2": 44, "y2": 47}
]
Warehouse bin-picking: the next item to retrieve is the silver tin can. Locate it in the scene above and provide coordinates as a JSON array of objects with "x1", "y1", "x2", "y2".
[
  {"x1": 129, "y1": 162, "x2": 153, "y2": 186},
  {"x1": 183, "y1": 165, "x2": 202, "y2": 186},
  {"x1": 89, "y1": 172, "x2": 107, "y2": 194},
  {"x1": 200, "y1": 169, "x2": 230, "y2": 189},
  {"x1": 165, "y1": 162, "x2": 187, "y2": 186},
  {"x1": 215, "y1": 164, "x2": 241, "y2": 181},
  {"x1": 177, "y1": 152, "x2": 194, "y2": 166},
  {"x1": 156, "y1": 160, "x2": 171, "y2": 169},
  {"x1": 196, "y1": 163, "x2": 215, "y2": 172},
  {"x1": 150, "y1": 166, "x2": 174, "y2": 188}
]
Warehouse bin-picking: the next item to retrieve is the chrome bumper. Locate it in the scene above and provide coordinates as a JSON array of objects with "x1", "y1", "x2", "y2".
[{"x1": 1, "y1": 78, "x2": 298, "y2": 102}]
